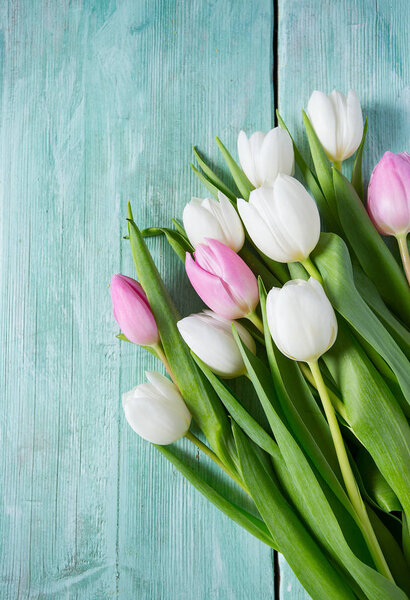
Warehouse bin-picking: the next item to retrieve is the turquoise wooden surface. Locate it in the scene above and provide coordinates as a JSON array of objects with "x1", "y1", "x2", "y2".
[{"x1": 0, "y1": 1, "x2": 408, "y2": 599}]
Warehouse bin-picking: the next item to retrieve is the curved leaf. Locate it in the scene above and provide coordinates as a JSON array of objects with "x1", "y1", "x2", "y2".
[
  {"x1": 332, "y1": 169, "x2": 410, "y2": 326},
  {"x1": 155, "y1": 444, "x2": 276, "y2": 548},
  {"x1": 126, "y1": 204, "x2": 237, "y2": 473},
  {"x1": 233, "y1": 424, "x2": 357, "y2": 600},
  {"x1": 313, "y1": 233, "x2": 410, "y2": 412}
]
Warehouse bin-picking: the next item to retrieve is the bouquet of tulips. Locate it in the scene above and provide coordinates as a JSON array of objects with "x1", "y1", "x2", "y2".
[{"x1": 110, "y1": 89, "x2": 410, "y2": 600}]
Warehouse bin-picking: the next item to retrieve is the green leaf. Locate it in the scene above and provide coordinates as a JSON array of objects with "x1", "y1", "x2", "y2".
[
  {"x1": 302, "y1": 110, "x2": 339, "y2": 225},
  {"x1": 142, "y1": 226, "x2": 193, "y2": 262},
  {"x1": 367, "y1": 507, "x2": 410, "y2": 596},
  {"x1": 190, "y1": 163, "x2": 221, "y2": 199},
  {"x1": 153, "y1": 444, "x2": 277, "y2": 549},
  {"x1": 332, "y1": 169, "x2": 410, "y2": 326},
  {"x1": 233, "y1": 424, "x2": 357, "y2": 600},
  {"x1": 313, "y1": 233, "x2": 410, "y2": 412},
  {"x1": 277, "y1": 110, "x2": 339, "y2": 232},
  {"x1": 155, "y1": 444, "x2": 276, "y2": 548},
  {"x1": 116, "y1": 333, "x2": 130, "y2": 342},
  {"x1": 323, "y1": 321, "x2": 410, "y2": 520},
  {"x1": 258, "y1": 279, "x2": 352, "y2": 507},
  {"x1": 192, "y1": 146, "x2": 237, "y2": 202},
  {"x1": 351, "y1": 119, "x2": 368, "y2": 203},
  {"x1": 126, "y1": 204, "x2": 237, "y2": 473},
  {"x1": 233, "y1": 329, "x2": 408, "y2": 600},
  {"x1": 239, "y1": 246, "x2": 281, "y2": 289},
  {"x1": 353, "y1": 266, "x2": 410, "y2": 357},
  {"x1": 171, "y1": 217, "x2": 189, "y2": 240},
  {"x1": 215, "y1": 137, "x2": 254, "y2": 200},
  {"x1": 356, "y1": 448, "x2": 402, "y2": 513},
  {"x1": 192, "y1": 353, "x2": 282, "y2": 463}
]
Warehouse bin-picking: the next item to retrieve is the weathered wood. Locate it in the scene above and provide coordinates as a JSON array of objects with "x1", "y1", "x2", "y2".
[
  {"x1": 278, "y1": 1, "x2": 409, "y2": 598},
  {"x1": 0, "y1": 1, "x2": 275, "y2": 598}
]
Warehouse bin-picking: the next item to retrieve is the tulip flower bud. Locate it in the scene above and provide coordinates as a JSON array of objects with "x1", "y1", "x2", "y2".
[
  {"x1": 185, "y1": 239, "x2": 259, "y2": 320},
  {"x1": 122, "y1": 371, "x2": 191, "y2": 445},
  {"x1": 183, "y1": 191, "x2": 245, "y2": 251},
  {"x1": 266, "y1": 278, "x2": 338, "y2": 363},
  {"x1": 237, "y1": 127, "x2": 294, "y2": 187},
  {"x1": 307, "y1": 89, "x2": 363, "y2": 163},
  {"x1": 110, "y1": 274, "x2": 159, "y2": 346},
  {"x1": 367, "y1": 152, "x2": 410, "y2": 237},
  {"x1": 177, "y1": 310, "x2": 256, "y2": 378},
  {"x1": 237, "y1": 175, "x2": 320, "y2": 263}
]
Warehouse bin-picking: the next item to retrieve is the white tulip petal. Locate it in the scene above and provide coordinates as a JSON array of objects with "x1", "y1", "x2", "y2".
[
  {"x1": 308, "y1": 88, "x2": 363, "y2": 162},
  {"x1": 183, "y1": 194, "x2": 244, "y2": 251},
  {"x1": 238, "y1": 195, "x2": 291, "y2": 262},
  {"x1": 266, "y1": 278, "x2": 337, "y2": 362},
  {"x1": 238, "y1": 130, "x2": 258, "y2": 187},
  {"x1": 177, "y1": 311, "x2": 255, "y2": 377},
  {"x1": 122, "y1": 373, "x2": 191, "y2": 445},
  {"x1": 308, "y1": 90, "x2": 338, "y2": 160}
]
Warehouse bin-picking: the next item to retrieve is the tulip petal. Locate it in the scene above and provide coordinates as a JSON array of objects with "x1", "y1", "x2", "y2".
[
  {"x1": 238, "y1": 130, "x2": 258, "y2": 187},
  {"x1": 183, "y1": 198, "x2": 226, "y2": 248},
  {"x1": 308, "y1": 90, "x2": 338, "y2": 161},
  {"x1": 185, "y1": 252, "x2": 248, "y2": 319},
  {"x1": 238, "y1": 195, "x2": 292, "y2": 263}
]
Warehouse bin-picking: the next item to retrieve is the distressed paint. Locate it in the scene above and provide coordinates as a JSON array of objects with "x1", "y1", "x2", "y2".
[
  {"x1": 277, "y1": 1, "x2": 409, "y2": 598},
  {"x1": 0, "y1": 1, "x2": 275, "y2": 599},
  {"x1": 1, "y1": 0, "x2": 408, "y2": 599}
]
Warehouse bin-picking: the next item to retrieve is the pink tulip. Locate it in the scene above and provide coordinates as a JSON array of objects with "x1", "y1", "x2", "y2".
[
  {"x1": 367, "y1": 151, "x2": 410, "y2": 236},
  {"x1": 185, "y1": 239, "x2": 259, "y2": 319},
  {"x1": 110, "y1": 274, "x2": 159, "y2": 346}
]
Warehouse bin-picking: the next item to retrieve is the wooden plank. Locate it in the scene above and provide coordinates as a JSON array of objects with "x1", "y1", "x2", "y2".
[
  {"x1": 0, "y1": 1, "x2": 276, "y2": 598},
  {"x1": 277, "y1": 1, "x2": 409, "y2": 598}
]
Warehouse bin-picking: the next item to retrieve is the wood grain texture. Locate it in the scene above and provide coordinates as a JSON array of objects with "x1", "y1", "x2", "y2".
[
  {"x1": 1, "y1": 0, "x2": 408, "y2": 599},
  {"x1": 277, "y1": 1, "x2": 409, "y2": 598},
  {"x1": 0, "y1": 1, "x2": 276, "y2": 598}
]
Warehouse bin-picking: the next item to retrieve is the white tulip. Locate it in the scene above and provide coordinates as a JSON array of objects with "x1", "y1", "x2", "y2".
[
  {"x1": 237, "y1": 127, "x2": 294, "y2": 187},
  {"x1": 266, "y1": 278, "x2": 338, "y2": 363},
  {"x1": 183, "y1": 191, "x2": 244, "y2": 251},
  {"x1": 122, "y1": 371, "x2": 191, "y2": 445},
  {"x1": 307, "y1": 89, "x2": 363, "y2": 163},
  {"x1": 237, "y1": 174, "x2": 320, "y2": 263},
  {"x1": 177, "y1": 310, "x2": 256, "y2": 378}
]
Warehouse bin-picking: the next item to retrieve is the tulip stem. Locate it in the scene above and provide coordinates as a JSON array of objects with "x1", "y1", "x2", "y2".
[
  {"x1": 396, "y1": 233, "x2": 410, "y2": 285},
  {"x1": 298, "y1": 362, "x2": 348, "y2": 421},
  {"x1": 308, "y1": 360, "x2": 394, "y2": 583},
  {"x1": 333, "y1": 160, "x2": 342, "y2": 171},
  {"x1": 300, "y1": 257, "x2": 323, "y2": 284},
  {"x1": 185, "y1": 431, "x2": 248, "y2": 493},
  {"x1": 153, "y1": 343, "x2": 178, "y2": 385},
  {"x1": 246, "y1": 311, "x2": 264, "y2": 334}
]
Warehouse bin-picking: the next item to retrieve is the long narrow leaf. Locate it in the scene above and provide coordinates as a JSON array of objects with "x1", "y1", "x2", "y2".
[
  {"x1": 351, "y1": 119, "x2": 368, "y2": 202},
  {"x1": 333, "y1": 169, "x2": 410, "y2": 326},
  {"x1": 126, "y1": 204, "x2": 237, "y2": 473},
  {"x1": 323, "y1": 322, "x2": 410, "y2": 520},
  {"x1": 233, "y1": 424, "x2": 357, "y2": 600},
  {"x1": 215, "y1": 137, "x2": 254, "y2": 200},
  {"x1": 277, "y1": 110, "x2": 339, "y2": 232},
  {"x1": 155, "y1": 444, "x2": 276, "y2": 548},
  {"x1": 313, "y1": 233, "x2": 410, "y2": 412},
  {"x1": 233, "y1": 330, "x2": 408, "y2": 600},
  {"x1": 192, "y1": 146, "x2": 237, "y2": 202}
]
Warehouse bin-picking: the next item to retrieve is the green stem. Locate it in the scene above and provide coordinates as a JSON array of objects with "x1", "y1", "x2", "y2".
[
  {"x1": 246, "y1": 311, "x2": 264, "y2": 334},
  {"x1": 308, "y1": 360, "x2": 394, "y2": 582},
  {"x1": 152, "y1": 343, "x2": 177, "y2": 385},
  {"x1": 300, "y1": 256, "x2": 323, "y2": 284},
  {"x1": 186, "y1": 431, "x2": 248, "y2": 493},
  {"x1": 333, "y1": 160, "x2": 342, "y2": 171},
  {"x1": 396, "y1": 233, "x2": 410, "y2": 285},
  {"x1": 298, "y1": 362, "x2": 348, "y2": 422}
]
